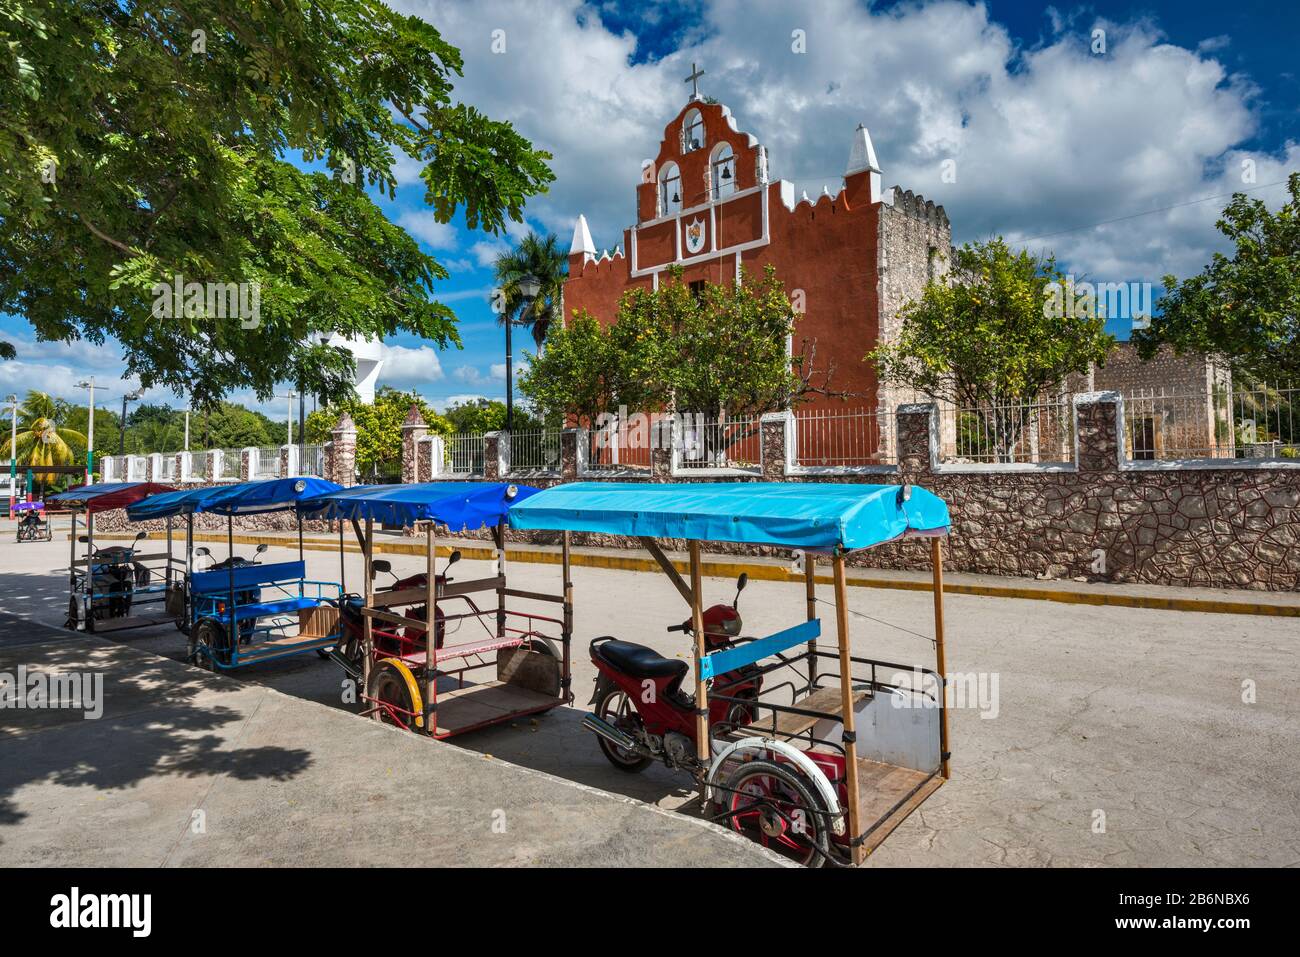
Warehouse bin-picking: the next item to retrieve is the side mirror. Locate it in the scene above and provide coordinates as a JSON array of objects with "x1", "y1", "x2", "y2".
[
  {"x1": 255, "y1": 543, "x2": 268, "y2": 554},
  {"x1": 371, "y1": 559, "x2": 392, "y2": 579},
  {"x1": 135, "y1": 530, "x2": 148, "y2": 541},
  {"x1": 447, "y1": 550, "x2": 462, "y2": 567},
  {"x1": 78, "y1": 535, "x2": 89, "y2": 544},
  {"x1": 195, "y1": 546, "x2": 210, "y2": 558},
  {"x1": 736, "y1": 572, "x2": 748, "y2": 592}
]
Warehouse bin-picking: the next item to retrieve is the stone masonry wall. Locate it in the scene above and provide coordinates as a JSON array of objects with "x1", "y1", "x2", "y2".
[{"x1": 93, "y1": 397, "x2": 1300, "y2": 591}]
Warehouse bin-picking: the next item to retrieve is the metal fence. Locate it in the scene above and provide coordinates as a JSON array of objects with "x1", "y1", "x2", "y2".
[
  {"x1": 156, "y1": 454, "x2": 177, "y2": 482},
  {"x1": 1122, "y1": 382, "x2": 1298, "y2": 461},
  {"x1": 792, "y1": 406, "x2": 895, "y2": 468},
  {"x1": 445, "y1": 433, "x2": 485, "y2": 475},
  {"x1": 586, "y1": 415, "x2": 654, "y2": 472},
  {"x1": 675, "y1": 413, "x2": 762, "y2": 473},
  {"x1": 510, "y1": 429, "x2": 562, "y2": 473},
  {"x1": 219, "y1": 448, "x2": 242, "y2": 480},
  {"x1": 938, "y1": 396, "x2": 1076, "y2": 465},
  {"x1": 298, "y1": 444, "x2": 325, "y2": 477}
]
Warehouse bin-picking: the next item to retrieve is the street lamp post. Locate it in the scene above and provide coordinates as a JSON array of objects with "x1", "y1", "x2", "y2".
[
  {"x1": 507, "y1": 275, "x2": 542, "y2": 433},
  {"x1": 74, "y1": 377, "x2": 96, "y2": 485},
  {"x1": 6, "y1": 394, "x2": 17, "y2": 516},
  {"x1": 119, "y1": 390, "x2": 141, "y2": 456}
]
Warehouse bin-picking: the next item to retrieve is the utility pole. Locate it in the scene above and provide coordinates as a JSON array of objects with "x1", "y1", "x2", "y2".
[{"x1": 6, "y1": 394, "x2": 17, "y2": 517}]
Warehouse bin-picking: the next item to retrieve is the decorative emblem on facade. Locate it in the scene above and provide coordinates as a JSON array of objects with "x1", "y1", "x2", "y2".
[{"x1": 684, "y1": 217, "x2": 706, "y2": 254}]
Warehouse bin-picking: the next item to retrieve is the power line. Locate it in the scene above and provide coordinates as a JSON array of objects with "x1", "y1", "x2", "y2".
[{"x1": 1011, "y1": 178, "x2": 1294, "y2": 244}]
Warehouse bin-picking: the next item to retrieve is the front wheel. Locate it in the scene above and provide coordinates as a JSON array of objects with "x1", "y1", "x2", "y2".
[
  {"x1": 366, "y1": 659, "x2": 423, "y2": 732},
  {"x1": 188, "y1": 619, "x2": 227, "y2": 671},
  {"x1": 722, "y1": 759, "x2": 831, "y2": 868},
  {"x1": 592, "y1": 677, "x2": 652, "y2": 773}
]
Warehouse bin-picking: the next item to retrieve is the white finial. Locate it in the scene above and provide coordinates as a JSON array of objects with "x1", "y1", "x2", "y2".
[
  {"x1": 800, "y1": 190, "x2": 810, "y2": 204},
  {"x1": 845, "y1": 124, "x2": 882, "y2": 203},
  {"x1": 569, "y1": 214, "x2": 595, "y2": 259}
]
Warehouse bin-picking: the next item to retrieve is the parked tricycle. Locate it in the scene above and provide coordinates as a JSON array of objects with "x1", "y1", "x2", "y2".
[
  {"x1": 301, "y1": 482, "x2": 572, "y2": 739},
  {"x1": 48, "y1": 482, "x2": 181, "y2": 633},
  {"x1": 508, "y1": 481, "x2": 953, "y2": 867},
  {"x1": 14, "y1": 501, "x2": 51, "y2": 542}
]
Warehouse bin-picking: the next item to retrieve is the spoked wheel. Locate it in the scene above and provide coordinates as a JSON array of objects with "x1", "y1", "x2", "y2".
[
  {"x1": 592, "y1": 677, "x2": 652, "y2": 773},
  {"x1": 724, "y1": 759, "x2": 830, "y2": 868},
  {"x1": 188, "y1": 619, "x2": 226, "y2": 671},
  {"x1": 367, "y1": 659, "x2": 423, "y2": 732}
]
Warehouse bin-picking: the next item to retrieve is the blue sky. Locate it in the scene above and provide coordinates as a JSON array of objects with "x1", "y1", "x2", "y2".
[{"x1": 3, "y1": 0, "x2": 1297, "y2": 422}]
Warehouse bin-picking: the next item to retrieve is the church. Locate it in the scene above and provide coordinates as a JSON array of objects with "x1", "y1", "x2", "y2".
[{"x1": 562, "y1": 66, "x2": 951, "y2": 421}]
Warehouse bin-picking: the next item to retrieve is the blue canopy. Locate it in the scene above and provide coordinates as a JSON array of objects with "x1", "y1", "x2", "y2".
[
  {"x1": 125, "y1": 486, "x2": 218, "y2": 521},
  {"x1": 301, "y1": 481, "x2": 540, "y2": 531},
  {"x1": 198, "y1": 477, "x2": 344, "y2": 515},
  {"x1": 506, "y1": 482, "x2": 950, "y2": 552}
]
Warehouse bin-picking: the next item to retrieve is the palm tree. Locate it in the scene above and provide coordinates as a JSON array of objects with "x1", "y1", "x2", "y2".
[
  {"x1": 493, "y1": 232, "x2": 568, "y2": 350},
  {"x1": 9, "y1": 391, "x2": 86, "y2": 485}
]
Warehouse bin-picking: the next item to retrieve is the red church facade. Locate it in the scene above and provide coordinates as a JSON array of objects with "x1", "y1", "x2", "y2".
[{"x1": 562, "y1": 91, "x2": 952, "y2": 428}]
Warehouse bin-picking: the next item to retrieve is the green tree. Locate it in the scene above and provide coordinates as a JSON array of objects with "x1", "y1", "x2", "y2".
[
  {"x1": 868, "y1": 238, "x2": 1114, "y2": 459},
  {"x1": 521, "y1": 265, "x2": 830, "y2": 426},
  {"x1": 1134, "y1": 172, "x2": 1300, "y2": 382},
  {"x1": 493, "y1": 232, "x2": 568, "y2": 349},
  {"x1": 0, "y1": 1, "x2": 553, "y2": 406},
  {"x1": 198, "y1": 402, "x2": 275, "y2": 450},
  {"x1": 59, "y1": 405, "x2": 122, "y2": 463},
  {"x1": 306, "y1": 386, "x2": 452, "y2": 478},
  {"x1": 8, "y1": 390, "x2": 86, "y2": 481}
]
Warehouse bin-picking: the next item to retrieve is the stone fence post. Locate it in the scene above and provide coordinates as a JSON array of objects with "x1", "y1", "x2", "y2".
[
  {"x1": 401, "y1": 406, "x2": 428, "y2": 484},
  {"x1": 484, "y1": 431, "x2": 509, "y2": 479},
  {"x1": 206, "y1": 450, "x2": 219, "y2": 482},
  {"x1": 760, "y1": 411, "x2": 791, "y2": 481},
  {"x1": 895, "y1": 403, "x2": 937, "y2": 480},
  {"x1": 418, "y1": 435, "x2": 445, "y2": 482},
  {"x1": 560, "y1": 428, "x2": 585, "y2": 480},
  {"x1": 329, "y1": 414, "x2": 357, "y2": 486},
  {"x1": 1074, "y1": 391, "x2": 1124, "y2": 472},
  {"x1": 240, "y1": 447, "x2": 255, "y2": 481}
]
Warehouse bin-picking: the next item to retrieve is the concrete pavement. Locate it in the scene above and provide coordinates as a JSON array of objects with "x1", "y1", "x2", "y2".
[
  {"x1": 2, "y1": 533, "x2": 1298, "y2": 867},
  {"x1": 0, "y1": 614, "x2": 783, "y2": 867}
]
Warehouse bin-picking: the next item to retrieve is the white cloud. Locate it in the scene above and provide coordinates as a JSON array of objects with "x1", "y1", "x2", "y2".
[
  {"x1": 397, "y1": 210, "x2": 459, "y2": 250},
  {"x1": 375, "y1": 343, "x2": 446, "y2": 388},
  {"x1": 489, "y1": 360, "x2": 528, "y2": 381},
  {"x1": 470, "y1": 238, "x2": 509, "y2": 267},
  {"x1": 394, "y1": 0, "x2": 1294, "y2": 283}
]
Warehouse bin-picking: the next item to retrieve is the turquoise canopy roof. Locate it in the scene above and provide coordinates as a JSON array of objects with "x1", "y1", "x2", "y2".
[{"x1": 506, "y1": 482, "x2": 949, "y2": 552}]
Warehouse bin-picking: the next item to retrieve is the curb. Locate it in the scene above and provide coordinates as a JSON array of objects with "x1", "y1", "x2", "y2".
[{"x1": 82, "y1": 530, "x2": 1300, "y2": 619}]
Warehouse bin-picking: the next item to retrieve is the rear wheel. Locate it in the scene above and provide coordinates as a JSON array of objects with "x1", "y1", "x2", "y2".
[
  {"x1": 592, "y1": 677, "x2": 652, "y2": 773},
  {"x1": 723, "y1": 759, "x2": 830, "y2": 868},
  {"x1": 367, "y1": 659, "x2": 423, "y2": 732}
]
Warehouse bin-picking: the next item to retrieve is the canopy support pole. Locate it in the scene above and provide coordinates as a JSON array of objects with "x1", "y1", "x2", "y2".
[
  {"x1": 338, "y1": 522, "x2": 345, "y2": 594},
  {"x1": 165, "y1": 516, "x2": 173, "y2": 588},
  {"x1": 227, "y1": 515, "x2": 235, "y2": 659},
  {"x1": 424, "y1": 522, "x2": 437, "y2": 736},
  {"x1": 804, "y1": 553, "x2": 818, "y2": 693},
  {"x1": 689, "y1": 541, "x2": 709, "y2": 764},
  {"x1": 931, "y1": 537, "x2": 950, "y2": 780},
  {"x1": 561, "y1": 530, "x2": 573, "y2": 702},
  {"x1": 834, "y1": 553, "x2": 864, "y2": 865},
  {"x1": 297, "y1": 511, "x2": 304, "y2": 598},
  {"x1": 361, "y1": 516, "x2": 374, "y2": 709},
  {"x1": 85, "y1": 511, "x2": 95, "y2": 632},
  {"x1": 186, "y1": 514, "x2": 193, "y2": 630},
  {"x1": 495, "y1": 520, "x2": 506, "y2": 639}
]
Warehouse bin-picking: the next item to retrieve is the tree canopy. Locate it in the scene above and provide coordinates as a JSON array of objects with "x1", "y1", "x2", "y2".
[
  {"x1": 869, "y1": 239, "x2": 1115, "y2": 406},
  {"x1": 1133, "y1": 172, "x2": 1300, "y2": 383},
  {"x1": 521, "y1": 265, "x2": 833, "y2": 423},
  {"x1": 0, "y1": 1, "x2": 553, "y2": 405},
  {"x1": 492, "y1": 232, "x2": 568, "y2": 350}
]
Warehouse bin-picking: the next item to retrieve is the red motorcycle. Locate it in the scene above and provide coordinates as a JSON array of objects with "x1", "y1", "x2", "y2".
[
  {"x1": 329, "y1": 551, "x2": 462, "y2": 681},
  {"x1": 585, "y1": 573, "x2": 761, "y2": 773}
]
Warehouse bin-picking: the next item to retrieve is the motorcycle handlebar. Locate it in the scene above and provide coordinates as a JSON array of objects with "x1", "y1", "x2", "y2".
[{"x1": 666, "y1": 622, "x2": 689, "y2": 633}]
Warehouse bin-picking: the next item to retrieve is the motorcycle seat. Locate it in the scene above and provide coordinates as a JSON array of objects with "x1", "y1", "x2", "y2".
[{"x1": 594, "y1": 639, "x2": 689, "y2": 682}]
